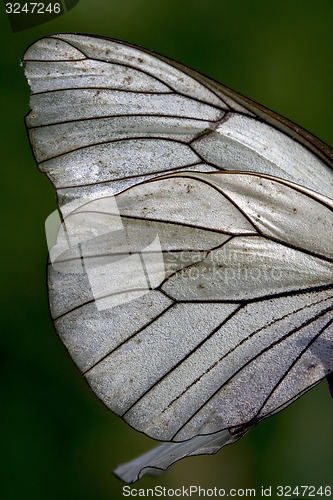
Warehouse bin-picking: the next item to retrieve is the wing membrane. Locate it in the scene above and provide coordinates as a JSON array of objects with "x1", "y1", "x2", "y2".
[
  {"x1": 23, "y1": 33, "x2": 333, "y2": 207},
  {"x1": 22, "y1": 34, "x2": 333, "y2": 483}
]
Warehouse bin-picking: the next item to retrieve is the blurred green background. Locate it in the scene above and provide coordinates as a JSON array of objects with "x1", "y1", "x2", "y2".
[{"x1": 1, "y1": 0, "x2": 332, "y2": 499}]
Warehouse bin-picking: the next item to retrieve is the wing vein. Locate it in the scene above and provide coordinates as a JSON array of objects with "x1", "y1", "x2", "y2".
[
  {"x1": 82, "y1": 302, "x2": 176, "y2": 374},
  {"x1": 252, "y1": 315, "x2": 333, "y2": 423},
  {"x1": 121, "y1": 304, "x2": 244, "y2": 418},
  {"x1": 171, "y1": 302, "x2": 333, "y2": 439}
]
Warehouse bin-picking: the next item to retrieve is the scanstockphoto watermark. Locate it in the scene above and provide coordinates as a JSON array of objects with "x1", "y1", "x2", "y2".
[
  {"x1": 123, "y1": 485, "x2": 332, "y2": 499},
  {"x1": 164, "y1": 248, "x2": 286, "y2": 287},
  {"x1": 122, "y1": 485, "x2": 333, "y2": 497},
  {"x1": 4, "y1": 0, "x2": 80, "y2": 32},
  {"x1": 177, "y1": 261, "x2": 284, "y2": 284},
  {"x1": 45, "y1": 193, "x2": 166, "y2": 311},
  {"x1": 122, "y1": 485, "x2": 257, "y2": 497},
  {"x1": 45, "y1": 192, "x2": 286, "y2": 311}
]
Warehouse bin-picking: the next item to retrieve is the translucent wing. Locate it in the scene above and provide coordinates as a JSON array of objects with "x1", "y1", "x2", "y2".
[
  {"x1": 23, "y1": 33, "x2": 333, "y2": 212},
  {"x1": 22, "y1": 34, "x2": 333, "y2": 483}
]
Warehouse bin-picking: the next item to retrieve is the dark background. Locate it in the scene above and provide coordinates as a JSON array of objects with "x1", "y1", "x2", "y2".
[{"x1": 1, "y1": 1, "x2": 332, "y2": 498}]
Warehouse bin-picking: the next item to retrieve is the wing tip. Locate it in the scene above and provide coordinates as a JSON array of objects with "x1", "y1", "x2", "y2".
[{"x1": 21, "y1": 34, "x2": 86, "y2": 62}]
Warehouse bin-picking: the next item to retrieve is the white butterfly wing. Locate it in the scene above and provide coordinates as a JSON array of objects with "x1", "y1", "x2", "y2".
[
  {"x1": 23, "y1": 33, "x2": 333, "y2": 210},
  {"x1": 22, "y1": 34, "x2": 333, "y2": 483}
]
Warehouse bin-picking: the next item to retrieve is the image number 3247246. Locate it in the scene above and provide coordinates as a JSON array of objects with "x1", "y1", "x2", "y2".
[{"x1": 22, "y1": 33, "x2": 333, "y2": 483}]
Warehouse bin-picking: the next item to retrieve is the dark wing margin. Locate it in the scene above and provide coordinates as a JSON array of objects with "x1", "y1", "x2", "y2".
[
  {"x1": 121, "y1": 35, "x2": 333, "y2": 168},
  {"x1": 22, "y1": 33, "x2": 333, "y2": 206},
  {"x1": 61, "y1": 33, "x2": 333, "y2": 168}
]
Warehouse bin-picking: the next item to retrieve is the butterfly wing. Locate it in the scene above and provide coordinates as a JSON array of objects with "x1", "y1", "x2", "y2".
[
  {"x1": 23, "y1": 32, "x2": 333, "y2": 212},
  {"x1": 22, "y1": 34, "x2": 333, "y2": 483}
]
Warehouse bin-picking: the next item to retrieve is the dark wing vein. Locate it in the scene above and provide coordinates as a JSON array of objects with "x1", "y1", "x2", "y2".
[
  {"x1": 171, "y1": 303, "x2": 333, "y2": 440},
  {"x1": 27, "y1": 113, "x2": 218, "y2": 130},
  {"x1": 50, "y1": 35, "x2": 229, "y2": 111},
  {"x1": 39, "y1": 136, "x2": 192, "y2": 163},
  {"x1": 56, "y1": 161, "x2": 206, "y2": 190},
  {"x1": 81, "y1": 302, "x2": 176, "y2": 374},
  {"x1": 120, "y1": 304, "x2": 244, "y2": 418},
  {"x1": 124, "y1": 295, "x2": 332, "y2": 427},
  {"x1": 252, "y1": 316, "x2": 333, "y2": 423}
]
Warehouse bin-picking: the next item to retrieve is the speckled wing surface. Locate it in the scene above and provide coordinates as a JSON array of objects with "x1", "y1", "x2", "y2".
[{"x1": 22, "y1": 33, "x2": 333, "y2": 483}]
